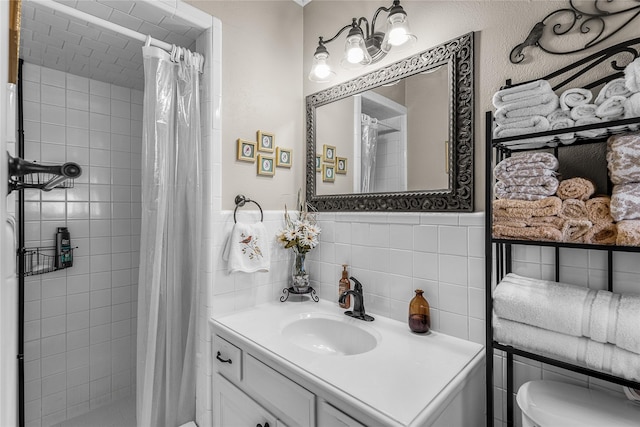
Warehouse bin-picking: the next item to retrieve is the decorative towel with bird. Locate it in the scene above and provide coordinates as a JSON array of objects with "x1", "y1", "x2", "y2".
[{"x1": 223, "y1": 222, "x2": 270, "y2": 273}]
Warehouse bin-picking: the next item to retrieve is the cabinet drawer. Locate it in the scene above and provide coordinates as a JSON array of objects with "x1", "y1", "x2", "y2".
[
  {"x1": 317, "y1": 400, "x2": 365, "y2": 427},
  {"x1": 245, "y1": 354, "x2": 315, "y2": 427},
  {"x1": 213, "y1": 335, "x2": 242, "y2": 383}
]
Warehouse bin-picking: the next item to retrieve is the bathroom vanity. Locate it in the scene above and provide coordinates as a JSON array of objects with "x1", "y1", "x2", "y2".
[{"x1": 210, "y1": 300, "x2": 485, "y2": 427}]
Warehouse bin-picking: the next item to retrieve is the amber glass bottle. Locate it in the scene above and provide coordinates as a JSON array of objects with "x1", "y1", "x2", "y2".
[{"x1": 409, "y1": 289, "x2": 430, "y2": 333}]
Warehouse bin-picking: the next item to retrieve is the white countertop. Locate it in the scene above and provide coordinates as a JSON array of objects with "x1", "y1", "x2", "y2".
[{"x1": 210, "y1": 300, "x2": 484, "y2": 427}]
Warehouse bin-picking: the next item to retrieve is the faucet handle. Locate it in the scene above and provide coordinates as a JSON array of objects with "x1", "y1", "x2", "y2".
[{"x1": 349, "y1": 276, "x2": 363, "y2": 292}]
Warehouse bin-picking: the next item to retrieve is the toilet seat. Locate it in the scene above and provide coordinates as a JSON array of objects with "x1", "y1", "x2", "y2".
[{"x1": 517, "y1": 380, "x2": 640, "y2": 426}]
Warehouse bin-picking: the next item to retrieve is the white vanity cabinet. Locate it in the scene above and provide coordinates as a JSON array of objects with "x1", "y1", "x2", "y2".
[{"x1": 211, "y1": 301, "x2": 485, "y2": 427}]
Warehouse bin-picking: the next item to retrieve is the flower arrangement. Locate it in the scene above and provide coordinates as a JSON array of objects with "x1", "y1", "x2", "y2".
[{"x1": 276, "y1": 191, "x2": 321, "y2": 254}]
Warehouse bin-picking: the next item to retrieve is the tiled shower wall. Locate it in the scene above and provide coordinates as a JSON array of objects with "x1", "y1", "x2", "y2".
[{"x1": 20, "y1": 63, "x2": 141, "y2": 427}]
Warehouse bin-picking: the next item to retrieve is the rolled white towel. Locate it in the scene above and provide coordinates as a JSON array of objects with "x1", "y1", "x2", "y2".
[
  {"x1": 492, "y1": 79, "x2": 554, "y2": 108},
  {"x1": 575, "y1": 117, "x2": 606, "y2": 137},
  {"x1": 595, "y1": 95, "x2": 626, "y2": 120},
  {"x1": 595, "y1": 78, "x2": 632, "y2": 105},
  {"x1": 493, "y1": 314, "x2": 640, "y2": 382},
  {"x1": 547, "y1": 108, "x2": 571, "y2": 123},
  {"x1": 625, "y1": 57, "x2": 640, "y2": 93},
  {"x1": 570, "y1": 103, "x2": 598, "y2": 120},
  {"x1": 550, "y1": 117, "x2": 576, "y2": 143},
  {"x1": 495, "y1": 93, "x2": 559, "y2": 123},
  {"x1": 560, "y1": 87, "x2": 593, "y2": 111}
]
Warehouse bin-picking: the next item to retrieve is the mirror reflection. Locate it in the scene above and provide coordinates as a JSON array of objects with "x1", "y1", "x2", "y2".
[{"x1": 315, "y1": 65, "x2": 450, "y2": 195}]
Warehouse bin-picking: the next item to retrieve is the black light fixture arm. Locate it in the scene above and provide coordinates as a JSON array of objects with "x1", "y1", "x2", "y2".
[{"x1": 318, "y1": 19, "x2": 360, "y2": 47}]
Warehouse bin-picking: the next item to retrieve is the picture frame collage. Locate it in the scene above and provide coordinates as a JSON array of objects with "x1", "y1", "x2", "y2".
[
  {"x1": 236, "y1": 130, "x2": 292, "y2": 176},
  {"x1": 317, "y1": 144, "x2": 347, "y2": 183}
]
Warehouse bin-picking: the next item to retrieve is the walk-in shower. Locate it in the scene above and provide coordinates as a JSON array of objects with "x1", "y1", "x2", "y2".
[{"x1": 1, "y1": 1, "x2": 219, "y2": 426}]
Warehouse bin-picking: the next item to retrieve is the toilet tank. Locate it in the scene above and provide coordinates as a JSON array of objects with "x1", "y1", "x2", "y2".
[{"x1": 517, "y1": 380, "x2": 640, "y2": 427}]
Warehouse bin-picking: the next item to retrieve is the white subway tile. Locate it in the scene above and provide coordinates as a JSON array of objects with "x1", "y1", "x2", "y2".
[
  {"x1": 439, "y1": 254, "x2": 468, "y2": 286},
  {"x1": 439, "y1": 283, "x2": 467, "y2": 315},
  {"x1": 413, "y1": 225, "x2": 438, "y2": 253}
]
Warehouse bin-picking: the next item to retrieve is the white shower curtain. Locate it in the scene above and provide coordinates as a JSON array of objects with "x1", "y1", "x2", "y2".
[
  {"x1": 361, "y1": 114, "x2": 379, "y2": 193},
  {"x1": 137, "y1": 45, "x2": 203, "y2": 427}
]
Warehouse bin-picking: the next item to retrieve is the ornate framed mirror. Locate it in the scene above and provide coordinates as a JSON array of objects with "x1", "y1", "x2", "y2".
[{"x1": 306, "y1": 32, "x2": 474, "y2": 211}]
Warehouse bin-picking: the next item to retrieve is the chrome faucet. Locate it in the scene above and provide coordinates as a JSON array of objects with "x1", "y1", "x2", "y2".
[{"x1": 339, "y1": 276, "x2": 374, "y2": 321}]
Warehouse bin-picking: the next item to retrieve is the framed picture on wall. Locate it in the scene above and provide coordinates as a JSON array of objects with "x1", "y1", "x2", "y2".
[
  {"x1": 237, "y1": 139, "x2": 256, "y2": 162},
  {"x1": 322, "y1": 164, "x2": 335, "y2": 182},
  {"x1": 315, "y1": 155, "x2": 321, "y2": 172},
  {"x1": 257, "y1": 130, "x2": 275, "y2": 152},
  {"x1": 257, "y1": 154, "x2": 275, "y2": 176},
  {"x1": 322, "y1": 144, "x2": 336, "y2": 163},
  {"x1": 276, "y1": 147, "x2": 292, "y2": 168},
  {"x1": 336, "y1": 157, "x2": 347, "y2": 174}
]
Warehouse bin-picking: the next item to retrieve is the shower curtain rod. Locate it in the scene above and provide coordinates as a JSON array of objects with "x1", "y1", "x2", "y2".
[{"x1": 28, "y1": 0, "x2": 184, "y2": 54}]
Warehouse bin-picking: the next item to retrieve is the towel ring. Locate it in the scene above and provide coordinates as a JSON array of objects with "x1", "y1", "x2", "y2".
[{"x1": 234, "y1": 194, "x2": 263, "y2": 223}]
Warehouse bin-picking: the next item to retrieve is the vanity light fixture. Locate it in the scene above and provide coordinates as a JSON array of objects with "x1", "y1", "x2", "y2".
[{"x1": 308, "y1": 0, "x2": 417, "y2": 83}]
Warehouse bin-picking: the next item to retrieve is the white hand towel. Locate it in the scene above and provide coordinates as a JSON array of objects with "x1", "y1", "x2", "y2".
[
  {"x1": 492, "y1": 80, "x2": 553, "y2": 108},
  {"x1": 570, "y1": 103, "x2": 598, "y2": 120},
  {"x1": 625, "y1": 57, "x2": 640, "y2": 93},
  {"x1": 222, "y1": 222, "x2": 271, "y2": 273},
  {"x1": 595, "y1": 78, "x2": 633, "y2": 105},
  {"x1": 493, "y1": 314, "x2": 640, "y2": 382},
  {"x1": 495, "y1": 93, "x2": 560, "y2": 122},
  {"x1": 596, "y1": 95, "x2": 627, "y2": 120},
  {"x1": 560, "y1": 87, "x2": 593, "y2": 111}
]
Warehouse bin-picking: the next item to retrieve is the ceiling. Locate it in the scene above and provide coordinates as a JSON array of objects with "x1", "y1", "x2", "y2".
[{"x1": 19, "y1": 0, "x2": 202, "y2": 90}]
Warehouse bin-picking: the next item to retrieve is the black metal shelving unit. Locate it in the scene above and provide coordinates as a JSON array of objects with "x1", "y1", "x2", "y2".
[{"x1": 485, "y1": 112, "x2": 640, "y2": 426}]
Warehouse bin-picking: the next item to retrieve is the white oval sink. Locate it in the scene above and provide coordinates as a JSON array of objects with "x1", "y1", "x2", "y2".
[{"x1": 282, "y1": 315, "x2": 379, "y2": 356}]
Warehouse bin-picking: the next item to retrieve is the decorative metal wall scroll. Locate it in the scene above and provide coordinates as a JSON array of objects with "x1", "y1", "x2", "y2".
[{"x1": 510, "y1": 0, "x2": 640, "y2": 64}]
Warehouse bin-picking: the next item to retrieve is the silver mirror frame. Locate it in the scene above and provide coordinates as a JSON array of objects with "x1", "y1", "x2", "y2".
[{"x1": 306, "y1": 32, "x2": 474, "y2": 212}]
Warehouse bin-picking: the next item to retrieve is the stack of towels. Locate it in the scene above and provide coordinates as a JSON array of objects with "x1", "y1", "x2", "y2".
[
  {"x1": 492, "y1": 57, "x2": 640, "y2": 145},
  {"x1": 493, "y1": 273, "x2": 640, "y2": 382},
  {"x1": 492, "y1": 80, "x2": 559, "y2": 147},
  {"x1": 493, "y1": 152, "x2": 559, "y2": 201},
  {"x1": 608, "y1": 131, "x2": 640, "y2": 246},
  {"x1": 493, "y1": 167, "x2": 620, "y2": 244}
]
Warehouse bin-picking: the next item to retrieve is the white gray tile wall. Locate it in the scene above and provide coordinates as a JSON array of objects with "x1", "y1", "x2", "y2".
[{"x1": 20, "y1": 63, "x2": 141, "y2": 427}]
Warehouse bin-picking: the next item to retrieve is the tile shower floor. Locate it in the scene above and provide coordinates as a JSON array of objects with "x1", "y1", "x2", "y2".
[{"x1": 53, "y1": 398, "x2": 136, "y2": 427}]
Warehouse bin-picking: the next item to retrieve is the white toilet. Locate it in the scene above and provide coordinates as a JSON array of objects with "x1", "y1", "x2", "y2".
[{"x1": 517, "y1": 380, "x2": 640, "y2": 427}]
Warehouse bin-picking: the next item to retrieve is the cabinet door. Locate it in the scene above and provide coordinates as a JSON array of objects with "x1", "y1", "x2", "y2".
[
  {"x1": 213, "y1": 373, "x2": 277, "y2": 427},
  {"x1": 317, "y1": 400, "x2": 365, "y2": 427}
]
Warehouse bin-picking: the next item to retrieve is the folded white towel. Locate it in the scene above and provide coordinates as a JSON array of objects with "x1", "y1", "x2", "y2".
[
  {"x1": 222, "y1": 222, "x2": 271, "y2": 273},
  {"x1": 492, "y1": 80, "x2": 554, "y2": 108},
  {"x1": 575, "y1": 117, "x2": 606, "y2": 137},
  {"x1": 596, "y1": 95, "x2": 627, "y2": 120},
  {"x1": 560, "y1": 87, "x2": 593, "y2": 111},
  {"x1": 570, "y1": 103, "x2": 598, "y2": 120},
  {"x1": 595, "y1": 78, "x2": 633, "y2": 105},
  {"x1": 493, "y1": 115, "x2": 553, "y2": 145},
  {"x1": 493, "y1": 314, "x2": 640, "y2": 382},
  {"x1": 625, "y1": 57, "x2": 640, "y2": 93},
  {"x1": 494, "y1": 273, "x2": 640, "y2": 353},
  {"x1": 495, "y1": 93, "x2": 560, "y2": 123}
]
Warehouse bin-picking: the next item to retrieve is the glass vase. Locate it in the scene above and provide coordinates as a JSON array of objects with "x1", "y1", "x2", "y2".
[
  {"x1": 291, "y1": 251, "x2": 310, "y2": 292},
  {"x1": 409, "y1": 289, "x2": 431, "y2": 333}
]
